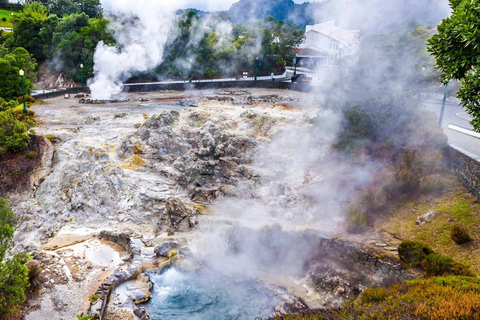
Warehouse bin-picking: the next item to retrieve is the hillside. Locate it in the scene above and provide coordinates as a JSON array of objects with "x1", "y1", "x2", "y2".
[{"x1": 227, "y1": 0, "x2": 324, "y2": 28}]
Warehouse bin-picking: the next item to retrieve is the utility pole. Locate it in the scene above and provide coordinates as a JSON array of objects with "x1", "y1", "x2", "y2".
[{"x1": 439, "y1": 81, "x2": 449, "y2": 126}]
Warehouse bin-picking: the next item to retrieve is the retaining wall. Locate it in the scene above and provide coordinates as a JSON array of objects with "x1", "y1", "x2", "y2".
[
  {"x1": 446, "y1": 145, "x2": 480, "y2": 201},
  {"x1": 31, "y1": 80, "x2": 312, "y2": 100}
]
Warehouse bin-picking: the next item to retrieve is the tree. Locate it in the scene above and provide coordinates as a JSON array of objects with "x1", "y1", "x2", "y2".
[
  {"x1": 0, "y1": 199, "x2": 29, "y2": 316},
  {"x1": 0, "y1": 110, "x2": 31, "y2": 153},
  {"x1": 428, "y1": 0, "x2": 480, "y2": 131},
  {"x1": 0, "y1": 47, "x2": 36, "y2": 100},
  {"x1": 11, "y1": 3, "x2": 48, "y2": 61}
]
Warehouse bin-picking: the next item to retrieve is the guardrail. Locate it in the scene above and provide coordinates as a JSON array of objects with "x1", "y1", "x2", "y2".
[{"x1": 31, "y1": 73, "x2": 311, "y2": 100}]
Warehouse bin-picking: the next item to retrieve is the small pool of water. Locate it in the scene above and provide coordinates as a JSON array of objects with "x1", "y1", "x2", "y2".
[{"x1": 143, "y1": 267, "x2": 278, "y2": 320}]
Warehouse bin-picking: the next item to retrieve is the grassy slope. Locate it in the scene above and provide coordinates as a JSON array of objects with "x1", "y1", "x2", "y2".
[
  {"x1": 379, "y1": 175, "x2": 480, "y2": 274},
  {"x1": 0, "y1": 9, "x2": 16, "y2": 28},
  {"x1": 276, "y1": 178, "x2": 480, "y2": 319}
]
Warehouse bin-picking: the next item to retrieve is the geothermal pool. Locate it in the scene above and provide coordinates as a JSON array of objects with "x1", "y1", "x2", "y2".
[{"x1": 143, "y1": 266, "x2": 279, "y2": 319}]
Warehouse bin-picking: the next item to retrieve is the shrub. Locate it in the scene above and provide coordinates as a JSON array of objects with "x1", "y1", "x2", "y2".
[
  {"x1": 25, "y1": 151, "x2": 38, "y2": 159},
  {"x1": 45, "y1": 135, "x2": 55, "y2": 142},
  {"x1": 26, "y1": 260, "x2": 46, "y2": 292},
  {"x1": 340, "y1": 276, "x2": 480, "y2": 320},
  {"x1": 421, "y1": 253, "x2": 474, "y2": 277},
  {"x1": 0, "y1": 98, "x2": 17, "y2": 112},
  {"x1": 394, "y1": 150, "x2": 423, "y2": 193},
  {"x1": 0, "y1": 110, "x2": 31, "y2": 153},
  {"x1": 345, "y1": 205, "x2": 368, "y2": 233},
  {"x1": 451, "y1": 224, "x2": 473, "y2": 245},
  {"x1": 11, "y1": 105, "x2": 35, "y2": 119},
  {"x1": 1, "y1": 17, "x2": 6, "y2": 22},
  {"x1": 360, "y1": 286, "x2": 390, "y2": 303},
  {"x1": 398, "y1": 240, "x2": 433, "y2": 267},
  {"x1": 17, "y1": 95, "x2": 36, "y2": 104},
  {"x1": 0, "y1": 199, "x2": 29, "y2": 316},
  {"x1": 419, "y1": 174, "x2": 446, "y2": 193}
]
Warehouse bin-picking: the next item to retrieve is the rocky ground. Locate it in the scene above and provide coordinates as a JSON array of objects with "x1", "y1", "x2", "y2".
[{"x1": 5, "y1": 88, "x2": 410, "y2": 319}]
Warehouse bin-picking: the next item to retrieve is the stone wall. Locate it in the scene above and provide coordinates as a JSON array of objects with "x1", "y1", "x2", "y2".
[{"x1": 447, "y1": 145, "x2": 480, "y2": 201}]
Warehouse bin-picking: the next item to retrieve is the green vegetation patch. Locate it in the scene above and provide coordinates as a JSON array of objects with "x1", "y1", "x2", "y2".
[
  {"x1": 341, "y1": 276, "x2": 480, "y2": 320},
  {"x1": 0, "y1": 9, "x2": 16, "y2": 27},
  {"x1": 380, "y1": 182, "x2": 480, "y2": 274}
]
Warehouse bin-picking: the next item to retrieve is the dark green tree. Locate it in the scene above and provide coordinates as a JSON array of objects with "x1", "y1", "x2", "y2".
[
  {"x1": 0, "y1": 199, "x2": 29, "y2": 316},
  {"x1": 428, "y1": 0, "x2": 480, "y2": 131},
  {"x1": 11, "y1": 3, "x2": 48, "y2": 61}
]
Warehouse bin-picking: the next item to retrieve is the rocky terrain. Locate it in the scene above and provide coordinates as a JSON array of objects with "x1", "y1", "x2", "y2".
[{"x1": 4, "y1": 88, "x2": 411, "y2": 319}]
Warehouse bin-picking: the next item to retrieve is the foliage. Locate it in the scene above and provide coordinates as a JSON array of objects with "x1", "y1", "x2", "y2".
[
  {"x1": 37, "y1": 0, "x2": 102, "y2": 18},
  {"x1": 11, "y1": 2, "x2": 48, "y2": 61},
  {"x1": 398, "y1": 240, "x2": 433, "y2": 268},
  {"x1": 0, "y1": 97, "x2": 17, "y2": 112},
  {"x1": 428, "y1": 0, "x2": 480, "y2": 131},
  {"x1": 340, "y1": 276, "x2": 480, "y2": 320},
  {"x1": 76, "y1": 315, "x2": 96, "y2": 320},
  {"x1": 17, "y1": 94, "x2": 36, "y2": 104},
  {"x1": 155, "y1": 12, "x2": 304, "y2": 80},
  {"x1": 25, "y1": 151, "x2": 37, "y2": 159},
  {"x1": 421, "y1": 253, "x2": 475, "y2": 277},
  {"x1": 10, "y1": 3, "x2": 111, "y2": 83},
  {"x1": 0, "y1": 199, "x2": 29, "y2": 316},
  {"x1": 0, "y1": 46, "x2": 36, "y2": 101},
  {"x1": 398, "y1": 240, "x2": 474, "y2": 277},
  {"x1": 0, "y1": 110, "x2": 31, "y2": 153},
  {"x1": 451, "y1": 224, "x2": 473, "y2": 244}
]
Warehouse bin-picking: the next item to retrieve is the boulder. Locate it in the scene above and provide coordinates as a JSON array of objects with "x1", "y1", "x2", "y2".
[
  {"x1": 165, "y1": 197, "x2": 195, "y2": 228},
  {"x1": 154, "y1": 242, "x2": 179, "y2": 258},
  {"x1": 416, "y1": 211, "x2": 437, "y2": 225}
]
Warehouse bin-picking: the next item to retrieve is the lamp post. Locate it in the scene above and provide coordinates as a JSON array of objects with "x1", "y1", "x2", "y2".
[
  {"x1": 19, "y1": 69, "x2": 27, "y2": 116},
  {"x1": 439, "y1": 81, "x2": 450, "y2": 126},
  {"x1": 293, "y1": 57, "x2": 297, "y2": 77},
  {"x1": 10, "y1": 12, "x2": 14, "y2": 29},
  {"x1": 254, "y1": 56, "x2": 259, "y2": 82},
  {"x1": 80, "y1": 64, "x2": 84, "y2": 87}
]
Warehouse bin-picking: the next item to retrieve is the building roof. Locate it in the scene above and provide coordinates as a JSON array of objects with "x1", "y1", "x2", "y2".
[
  {"x1": 305, "y1": 20, "x2": 359, "y2": 46},
  {"x1": 295, "y1": 47, "x2": 329, "y2": 57}
]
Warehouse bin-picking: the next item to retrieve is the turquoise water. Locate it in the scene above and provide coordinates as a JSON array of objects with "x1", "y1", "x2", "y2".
[{"x1": 143, "y1": 266, "x2": 278, "y2": 320}]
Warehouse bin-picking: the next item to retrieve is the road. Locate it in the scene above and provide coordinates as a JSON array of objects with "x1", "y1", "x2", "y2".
[{"x1": 423, "y1": 97, "x2": 480, "y2": 159}]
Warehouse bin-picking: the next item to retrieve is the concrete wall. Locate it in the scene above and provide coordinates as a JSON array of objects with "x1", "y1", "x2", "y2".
[
  {"x1": 31, "y1": 81, "x2": 312, "y2": 100},
  {"x1": 123, "y1": 80, "x2": 312, "y2": 93},
  {"x1": 32, "y1": 87, "x2": 89, "y2": 100},
  {"x1": 447, "y1": 145, "x2": 480, "y2": 201}
]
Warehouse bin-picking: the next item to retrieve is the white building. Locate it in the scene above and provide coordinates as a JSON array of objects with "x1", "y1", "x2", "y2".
[{"x1": 297, "y1": 20, "x2": 360, "y2": 68}]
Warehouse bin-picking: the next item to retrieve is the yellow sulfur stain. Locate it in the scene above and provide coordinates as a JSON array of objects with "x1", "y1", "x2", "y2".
[{"x1": 121, "y1": 154, "x2": 145, "y2": 170}]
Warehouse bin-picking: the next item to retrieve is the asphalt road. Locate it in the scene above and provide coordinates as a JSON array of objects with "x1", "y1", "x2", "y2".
[{"x1": 423, "y1": 97, "x2": 480, "y2": 158}]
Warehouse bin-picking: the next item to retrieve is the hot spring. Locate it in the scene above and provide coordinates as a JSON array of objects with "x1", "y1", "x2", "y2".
[{"x1": 142, "y1": 266, "x2": 279, "y2": 319}]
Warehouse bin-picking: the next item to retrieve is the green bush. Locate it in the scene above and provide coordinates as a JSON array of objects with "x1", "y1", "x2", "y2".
[
  {"x1": 398, "y1": 240, "x2": 433, "y2": 267},
  {"x1": 0, "y1": 110, "x2": 31, "y2": 153},
  {"x1": 25, "y1": 151, "x2": 38, "y2": 159},
  {"x1": 0, "y1": 199, "x2": 29, "y2": 316},
  {"x1": 421, "y1": 253, "x2": 474, "y2": 277},
  {"x1": 0, "y1": 98, "x2": 18, "y2": 112},
  {"x1": 17, "y1": 95, "x2": 36, "y2": 104},
  {"x1": 45, "y1": 135, "x2": 57, "y2": 143},
  {"x1": 451, "y1": 224, "x2": 473, "y2": 245}
]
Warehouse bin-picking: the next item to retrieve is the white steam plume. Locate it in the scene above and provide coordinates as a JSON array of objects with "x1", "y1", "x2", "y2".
[{"x1": 91, "y1": 0, "x2": 234, "y2": 99}]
